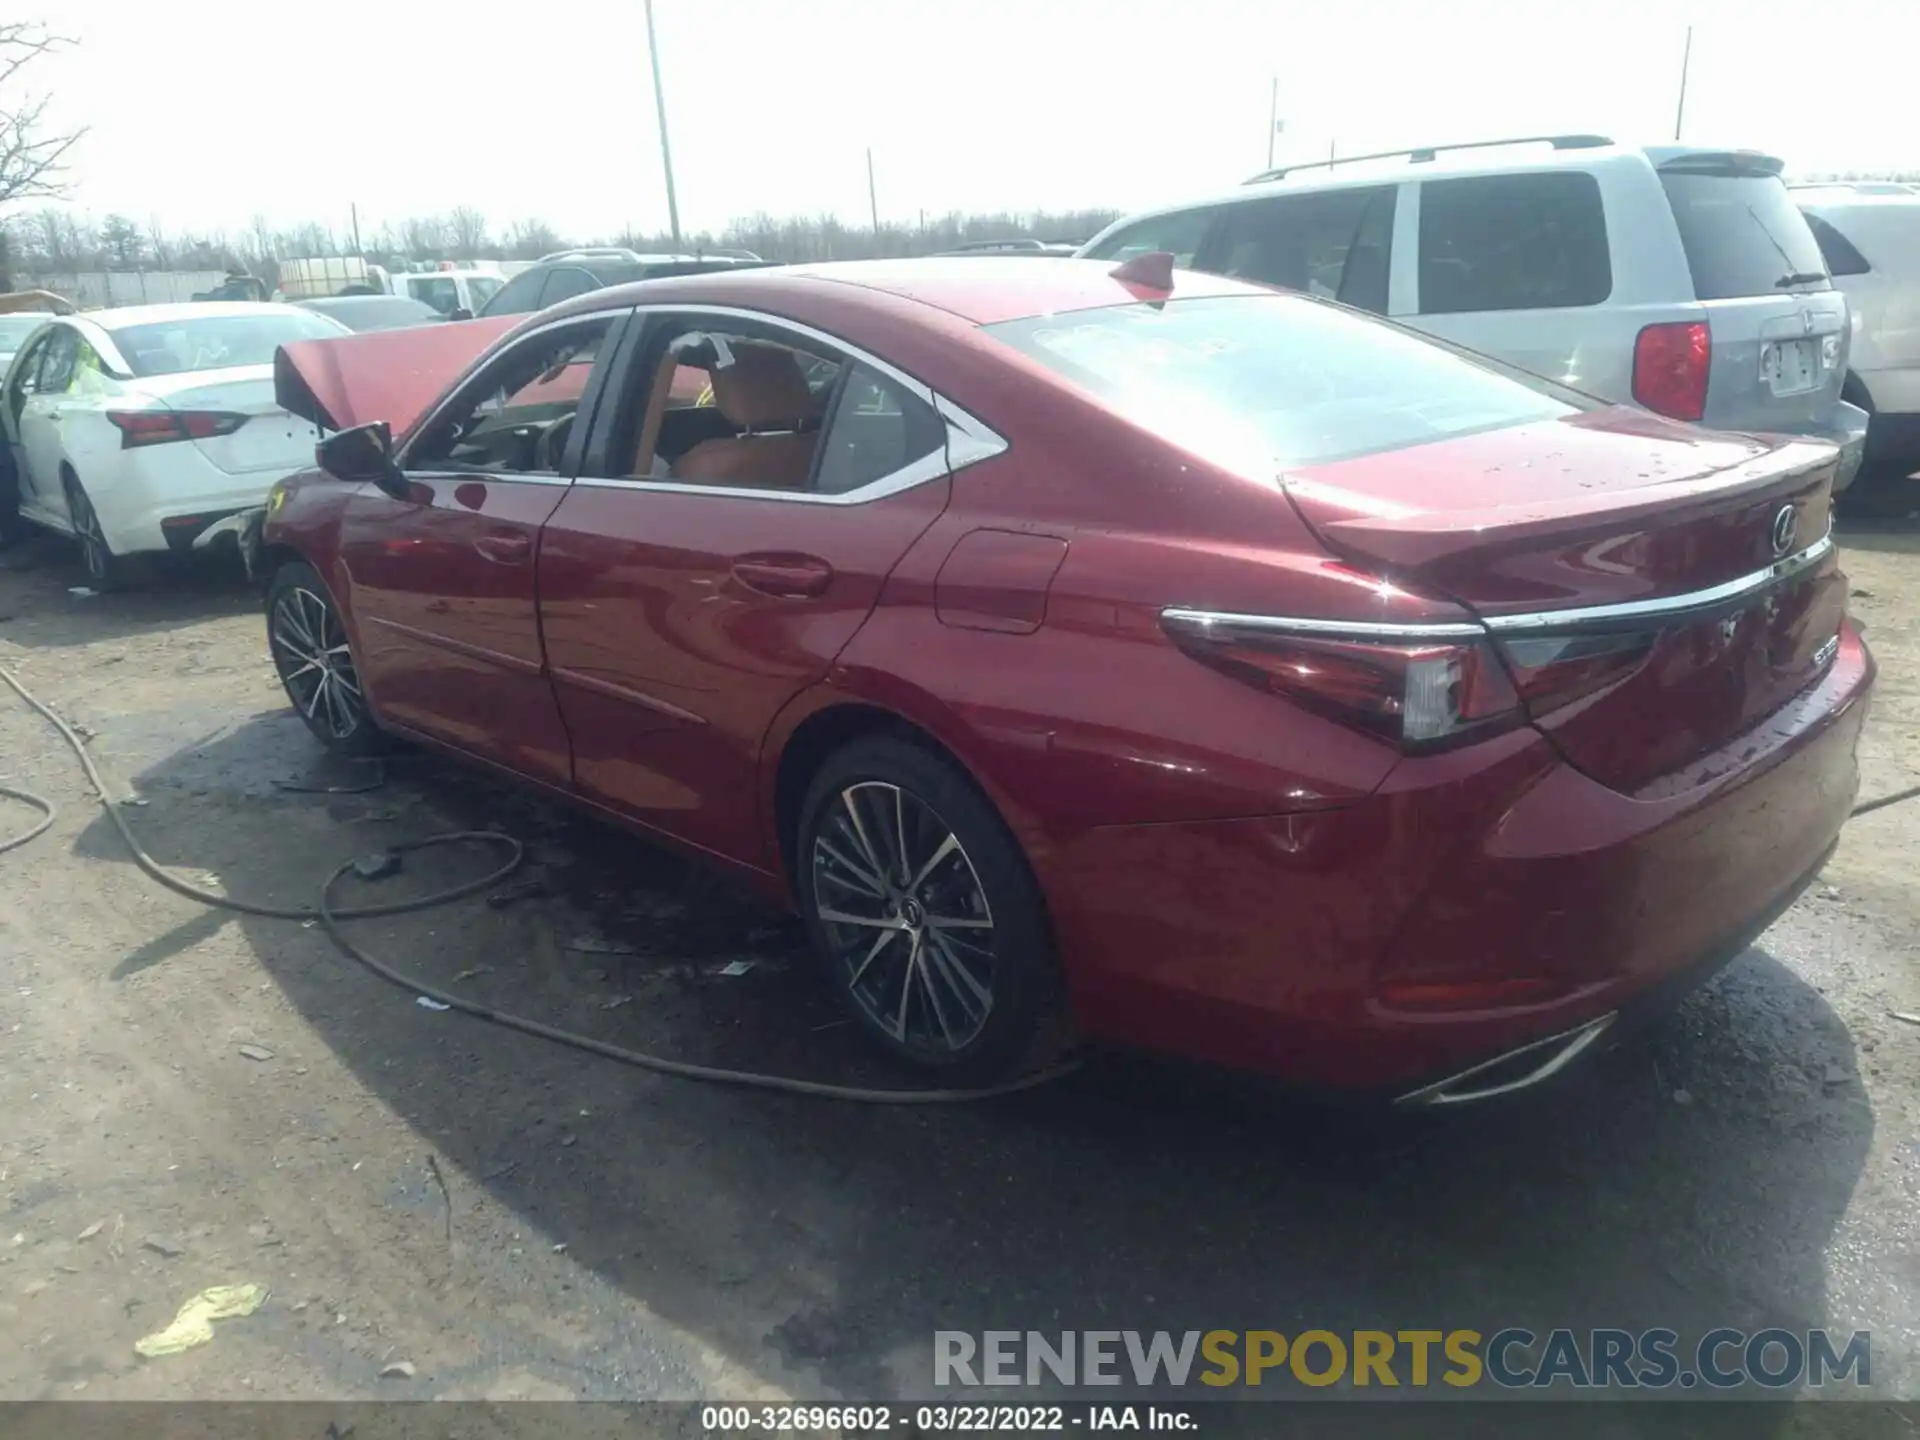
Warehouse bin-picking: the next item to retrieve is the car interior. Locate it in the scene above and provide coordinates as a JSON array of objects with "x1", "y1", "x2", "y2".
[{"x1": 626, "y1": 330, "x2": 842, "y2": 488}]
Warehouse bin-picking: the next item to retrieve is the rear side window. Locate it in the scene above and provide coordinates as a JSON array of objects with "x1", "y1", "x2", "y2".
[
  {"x1": 1213, "y1": 186, "x2": 1396, "y2": 314},
  {"x1": 986, "y1": 294, "x2": 1589, "y2": 474},
  {"x1": 1660, "y1": 171, "x2": 1832, "y2": 298},
  {"x1": 1419, "y1": 172, "x2": 1612, "y2": 314},
  {"x1": 813, "y1": 364, "x2": 946, "y2": 495},
  {"x1": 406, "y1": 275, "x2": 461, "y2": 314},
  {"x1": 478, "y1": 269, "x2": 546, "y2": 316},
  {"x1": 1803, "y1": 214, "x2": 1871, "y2": 277},
  {"x1": 1083, "y1": 209, "x2": 1217, "y2": 267},
  {"x1": 538, "y1": 266, "x2": 601, "y2": 308}
]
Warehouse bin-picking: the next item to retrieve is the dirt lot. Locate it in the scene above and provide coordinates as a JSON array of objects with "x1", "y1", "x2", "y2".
[{"x1": 0, "y1": 522, "x2": 1917, "y2": 1424}]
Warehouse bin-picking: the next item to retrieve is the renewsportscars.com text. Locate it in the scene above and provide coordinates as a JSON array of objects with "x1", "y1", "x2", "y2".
[{"x1": 934, "y1": 1328, "x2": 1872, "y2": 1390}]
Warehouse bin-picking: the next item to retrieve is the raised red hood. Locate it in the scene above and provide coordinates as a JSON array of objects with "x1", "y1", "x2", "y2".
[{"x1": 274, "y1": 317, "x2": 517, "y2": 436}]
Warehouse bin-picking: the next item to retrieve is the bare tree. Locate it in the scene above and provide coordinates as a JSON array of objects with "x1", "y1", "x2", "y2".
[
  {"x1": 98, "y1": 213, "x2": 143, "y2": 268},
  {"x1": 400, "y1": 214, "x2": 447, "y2": 260},
  {"x1": 506, "y1": 216, "x2": 561, "y2": 259},
  {"x1": 447, "y1": 206, "x2": 487, "y2": 259},
  {"x1": 0, "y1": 23, "x2": 85, "y2": 209}
]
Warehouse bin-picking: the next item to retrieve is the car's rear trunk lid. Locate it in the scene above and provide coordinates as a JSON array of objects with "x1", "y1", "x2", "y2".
[
  {"x1": 126, "y1": 366, "x2": 318, "y2": 477},
  {"x1": 1282, "y1": 407, "x2": 1847, "y2": 791}
]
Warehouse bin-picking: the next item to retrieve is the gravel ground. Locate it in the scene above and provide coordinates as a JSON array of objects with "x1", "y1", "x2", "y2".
[{"x1": 0, "y1": 521, "x2": 1915, "y2": 1432}]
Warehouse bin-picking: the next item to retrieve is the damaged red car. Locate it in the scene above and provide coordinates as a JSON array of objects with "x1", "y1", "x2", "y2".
[{"x1": 256, "y1": 257, "x2": 1873, "y2": 1102}]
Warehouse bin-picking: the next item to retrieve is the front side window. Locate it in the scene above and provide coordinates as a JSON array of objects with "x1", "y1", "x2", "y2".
[
  {"x1": 1082, "y1": 208, "x2": 1218, "y2": 267},
  {"x1": 1214, "y1": 186, "x2": 1396, "y2": 314},
  {"x1": 1803, "y1": 214, "x2": 1870, "y2": 277},
  {"x1": 986, "y1": 293, "x2": 1590, "y2": 475},
  {"x1": 112, "y1": 312, "x2": 345, "y2": 377},
  {"x1": 616, "y1": 321, "x2": 943, "y2": 496},
  {"x1": 406, "y1": 316, "x2": 614, "y2": 475},
  {"x1": 1660, "y1": 170, "x2": 1831, "y2": 299},
  {"x1": 33, "y1": 328, "x2": 78, "y2": 394},
  {"x1": 1419, "y1": 172, "x2": 1612, "y2": 314}
]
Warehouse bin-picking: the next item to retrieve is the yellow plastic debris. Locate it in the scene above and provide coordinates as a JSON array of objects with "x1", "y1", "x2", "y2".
[{"x1": 134, "y1": 1283, "x2": 266, "y2": 1358}]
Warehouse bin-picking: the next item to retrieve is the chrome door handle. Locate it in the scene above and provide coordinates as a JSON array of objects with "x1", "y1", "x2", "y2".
[{"x1": 732, "y1": 554, "x2": 833, "y2": 598}]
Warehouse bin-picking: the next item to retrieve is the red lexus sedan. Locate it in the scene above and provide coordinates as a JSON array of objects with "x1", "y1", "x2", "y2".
[{"x1": 257, "y1": 256, "x2": 1873, "y2": 1104}]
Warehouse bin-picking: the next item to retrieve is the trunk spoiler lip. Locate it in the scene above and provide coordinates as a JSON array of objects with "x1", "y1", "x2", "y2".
[
  {"x1": 1282, "y1": 436, "x2": 1838, "y2": 573},
  {"x1": 1161, "y1": 527, "x2": 1835, "y2": 644}
]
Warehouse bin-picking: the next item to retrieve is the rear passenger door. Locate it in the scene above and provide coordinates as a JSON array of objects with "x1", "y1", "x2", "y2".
[
  {"x1": 1198, "y1": 185, "x2": 1397, "y2": 314},
  {"x1": 536, "y1": 311, "x2": 959, "y2": 870},
  {"x1": 1402, "y1": 171, "x2": 1618, "y2": 394}
]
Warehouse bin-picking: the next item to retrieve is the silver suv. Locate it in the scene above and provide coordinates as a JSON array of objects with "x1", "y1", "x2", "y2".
[{"x1": 1080, "y1": 135, "x2": 1868, "y2": 490}]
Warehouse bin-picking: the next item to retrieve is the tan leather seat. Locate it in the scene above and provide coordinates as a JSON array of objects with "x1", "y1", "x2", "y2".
[{"x1": 671, "y1": 343, "x2": 818, "y2": 490}]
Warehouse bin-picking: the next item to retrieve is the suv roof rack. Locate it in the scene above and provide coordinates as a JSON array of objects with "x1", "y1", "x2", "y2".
[
  {"x1": 537, "y1": 246, "x2": 658, "y2": 263},
  {"x1": 941, "y1": 238, "x2": 1050, "y2": 253},
  {"x1": 1245, "y1": 133, "x2": 1615, "y2": 185}
]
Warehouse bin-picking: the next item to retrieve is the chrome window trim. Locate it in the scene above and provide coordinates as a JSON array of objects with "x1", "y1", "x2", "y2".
[
  {"x1": 396, "y1": 306, "x2": 635, "y2": 471},
  {"x1": 569, "y1": 303, "x2": 1007, "y2": 506},
  {"x1": 1164, "y1": 529, "x2": 1835, "y2": 641}
]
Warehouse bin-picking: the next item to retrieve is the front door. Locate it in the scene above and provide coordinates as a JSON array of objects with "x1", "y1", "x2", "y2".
[
  {"x1": 537, "y1": 312, "x2": 954, "y2": 867},
  {"x1": 334, "y1": 310, "x2": 623, "y2": 786},
  {"x1": 9, "y1": 327, "x2": 78, "y2": 524}
]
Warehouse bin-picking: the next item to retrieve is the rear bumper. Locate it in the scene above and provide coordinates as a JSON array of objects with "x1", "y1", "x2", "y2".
[
  {"x1": 1043, "y1": 624, "x2": 1874, "y2": 1093},
  {"x1": 90, "y1": 456, "x2": 280, "y2": 558}
]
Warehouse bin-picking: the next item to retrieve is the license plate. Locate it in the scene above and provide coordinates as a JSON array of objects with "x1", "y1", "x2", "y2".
[{"x1": 1761, "y1": 338, "x2": 1819, "y2": 396}]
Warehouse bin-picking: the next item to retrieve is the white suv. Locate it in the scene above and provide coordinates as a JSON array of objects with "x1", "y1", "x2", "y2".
[
  {"x1": 1794, "y1": 185, "x2": 1920, "y2": 499},
  {"x1": 1080, "y1": 135, "x2": 1868, "y2": 490}
]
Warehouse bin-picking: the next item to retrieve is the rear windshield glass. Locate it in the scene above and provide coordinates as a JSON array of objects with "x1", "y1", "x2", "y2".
[
  {"x1": 307, "y1": 298, "x2": 443, "y2": 331},
  {"x1": 1660, "y1": 171, "x2": 1832, "y2": 299},
  {"x1": 985, "y1": 295, "x2": 1589, "y2": 473},
  {"x1": 112, "y1": 312, "x2": 346, "y2": 376}
]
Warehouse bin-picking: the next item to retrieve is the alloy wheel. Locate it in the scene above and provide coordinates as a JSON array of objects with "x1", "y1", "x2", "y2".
[
  {"x1": 811, "y1": 780, "x2": 997, "y2": 1056},
  {"x1": 269, "y1": 586, "x2": 365, "y2": 741}
]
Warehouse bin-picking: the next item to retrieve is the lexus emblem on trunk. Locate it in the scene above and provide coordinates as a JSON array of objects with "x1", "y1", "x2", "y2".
[{"x1": 1771, "y1": 505, "x2": 1798, "y2": 557}]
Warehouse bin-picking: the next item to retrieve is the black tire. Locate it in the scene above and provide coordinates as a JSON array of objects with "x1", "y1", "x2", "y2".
[
  {"x1": 266, "y1": 560, "x2": 384, "y2": 756},
  {"x1": 63, "y1": 473, "x2": 128, "y2": 590},
  {"x1": 797, "y1": 735, "x2": 1066, "y2": 1082},
  {"x1": 1836, "y1": 459, "x2": 1920, "y2": 520}
]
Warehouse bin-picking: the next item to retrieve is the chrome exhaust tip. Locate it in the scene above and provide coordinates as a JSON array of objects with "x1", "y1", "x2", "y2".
[{"x1": 1394, "y1": 1013, "x2": 1617, "y2": 1109}]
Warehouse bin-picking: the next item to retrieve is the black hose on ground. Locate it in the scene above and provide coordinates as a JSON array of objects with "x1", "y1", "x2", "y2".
[
  {"x1": 3, "y1": 661, "x2": 1914, "y2": 1092},
  {"x1": 0, "y1": 663, "x2": 1079, "y2": 1105}
]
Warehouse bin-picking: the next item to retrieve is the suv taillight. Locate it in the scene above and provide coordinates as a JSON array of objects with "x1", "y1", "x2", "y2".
[{"x1": 1632, "y1": 321, "x2": 1710, "y2": 421}]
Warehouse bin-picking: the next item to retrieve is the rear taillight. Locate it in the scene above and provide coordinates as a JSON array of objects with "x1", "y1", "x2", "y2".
[
  {"x1": 1631, "y1": 321, "x2": 1710, "y2": 422},
  {"x1": 1163, "y1": 615, "x2": 1654, "y2": 751},
  {"x1": 106, "y1": 410, "x2": 250, "y2": 448}
]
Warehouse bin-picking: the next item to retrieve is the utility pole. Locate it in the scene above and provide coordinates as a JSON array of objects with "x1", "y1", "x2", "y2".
[
  {"x1": 1267, "y1": 77, "x2": 1279, "y2": 170},
  {"x1": 1673, "y1": 25, "x2": 1693, "y2": 142},
  {"x1": 643, "y1": 0, "x2": 683, "y2": 246},
  {"x1": 350, "y1": 203, "x2": 363, "y2": 257},
  {"x1": 867, "y1": 148, "x2": 880, "y2": 236}
]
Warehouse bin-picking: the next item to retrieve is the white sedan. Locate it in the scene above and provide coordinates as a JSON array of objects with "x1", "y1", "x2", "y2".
[{"x1": 1, "y1": 302, "x2": 348, "y2": 586}]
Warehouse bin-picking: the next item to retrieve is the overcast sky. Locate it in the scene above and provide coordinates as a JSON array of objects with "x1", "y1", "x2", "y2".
[{"x1": 23, "y1": 0, "x2": 1920, "y2": 245}]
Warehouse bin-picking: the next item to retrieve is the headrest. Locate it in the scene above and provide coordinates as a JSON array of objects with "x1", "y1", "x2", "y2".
[{"x1": 709, "y1": 341, "x2": 814, "y2": 429}]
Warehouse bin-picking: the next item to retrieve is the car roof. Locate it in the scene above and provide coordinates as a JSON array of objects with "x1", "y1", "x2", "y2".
[
  {"x1": 565, "y1": 256, "x2": 1266, "y2": 328},
  {"x1": 87, "y1": 300, "x2": 317, "y2": 330},
  {"x1": 1092, "y1": 139, "x2": 1786, "y2": 239}
]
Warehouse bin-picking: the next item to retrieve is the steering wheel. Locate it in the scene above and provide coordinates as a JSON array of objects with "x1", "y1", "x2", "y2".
[{"x1": 533, "y1": 413, "x2": 573, "y2": 473}]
